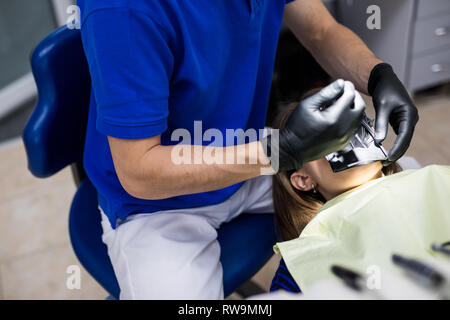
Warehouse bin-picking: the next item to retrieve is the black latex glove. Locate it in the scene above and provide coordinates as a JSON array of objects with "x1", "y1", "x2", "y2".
[
  {"x1": 369, "y1": 63, "x2": 419, "y2": 165},
  {"x1": 263, "y1": 80, "x2": 365, "y2": 172}
]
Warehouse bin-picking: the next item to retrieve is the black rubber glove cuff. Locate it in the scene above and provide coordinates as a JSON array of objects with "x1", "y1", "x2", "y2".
[
  {"x1": 261, "y1": 132, "x2": 301, "y2": 173},
  {"x1": 368, "y1": 63, "x2": 394, "y2": 96}
]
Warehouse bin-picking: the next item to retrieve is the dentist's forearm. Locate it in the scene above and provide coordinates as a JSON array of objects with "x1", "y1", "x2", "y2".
[
  {"x1": 284, "y1": 0, "x2": 382, "y2": 94},
  {"x1": 109, "y1": 136, "x2": 274, "y2": 200},
  {"x1": 309, "y1": 22, "x2": 382, "y2": 94}
]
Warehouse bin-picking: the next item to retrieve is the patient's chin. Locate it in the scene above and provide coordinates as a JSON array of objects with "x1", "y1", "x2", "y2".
[
  {"x1": 309, "y1": 159, "x2": 383, "y2": 200},
  {"x1": 342, "y1": 161, "x2": 382, "y2": 187},
  {"x1": 330, "y1": 161, "x2": 383, "y2": 194}
]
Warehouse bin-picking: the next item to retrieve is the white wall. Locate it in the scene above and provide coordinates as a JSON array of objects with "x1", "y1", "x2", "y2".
[{"x1": 0, "y1": 0, "x2": 75, "y2": 120}]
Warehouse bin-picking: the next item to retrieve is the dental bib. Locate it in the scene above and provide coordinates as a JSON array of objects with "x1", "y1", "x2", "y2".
[{"x1": 274, "y1": 165, "x2": 450, "y2": 291}]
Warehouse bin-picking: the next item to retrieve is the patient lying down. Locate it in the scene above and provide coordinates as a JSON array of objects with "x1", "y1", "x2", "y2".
[
  {"x1": 270, "y1": 88, "x2": 450, "y2": 294},
  {"x1": 272, "y1": 88, "x2": 401, "y2": 242}
]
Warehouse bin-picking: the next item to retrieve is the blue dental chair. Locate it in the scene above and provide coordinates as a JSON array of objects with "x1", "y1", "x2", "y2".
[{"x1": 23, "y1": 26, "x2": 278, "y2": 299}]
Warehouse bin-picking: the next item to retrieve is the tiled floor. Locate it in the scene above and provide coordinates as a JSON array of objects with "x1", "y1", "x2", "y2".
[
  {"x1": 0, "y1": 138, "x2": 107, "y2": 299},
  {"x1": 0, "y1": 84, "x2": 448, "y2": 299}
]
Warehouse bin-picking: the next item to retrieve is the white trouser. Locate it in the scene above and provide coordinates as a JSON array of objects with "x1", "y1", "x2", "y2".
[{"x1": 99, "y1": 175, "x2": 274, "y2": 300}]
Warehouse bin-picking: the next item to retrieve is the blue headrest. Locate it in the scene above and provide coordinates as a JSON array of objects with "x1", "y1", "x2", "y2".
[{"x1": 23, "y1": 26, "x2": 91, "y2": 178}]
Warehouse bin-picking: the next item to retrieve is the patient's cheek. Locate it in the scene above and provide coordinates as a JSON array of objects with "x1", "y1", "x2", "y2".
[{"x1": 304, "y1": 160, "x2": 327, "y2": 184}]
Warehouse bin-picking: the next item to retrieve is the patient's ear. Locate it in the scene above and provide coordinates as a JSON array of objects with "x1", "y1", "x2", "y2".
[{"x1": 290, "y1": 170, "x2": 314, "y2": 192}]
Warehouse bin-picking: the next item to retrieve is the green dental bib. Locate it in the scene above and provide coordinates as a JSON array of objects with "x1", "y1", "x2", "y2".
[{"x1": 274, "y1": 165, "x2": 450, "y2": 291}]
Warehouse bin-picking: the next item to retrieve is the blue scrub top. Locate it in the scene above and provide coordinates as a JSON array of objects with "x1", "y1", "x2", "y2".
[{"x1": 78, "y1": 0, "x2": 295, "y2": 228}]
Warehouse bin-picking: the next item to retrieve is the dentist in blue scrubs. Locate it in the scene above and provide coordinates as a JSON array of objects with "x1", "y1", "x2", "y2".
[{"x1": 77, "y1": 0, "x2": 418, "y2": 299}]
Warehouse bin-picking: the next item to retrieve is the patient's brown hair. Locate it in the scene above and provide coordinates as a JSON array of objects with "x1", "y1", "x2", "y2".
[{"x1": 272, "y1": 88, "x2": 401, "y2": 241}]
